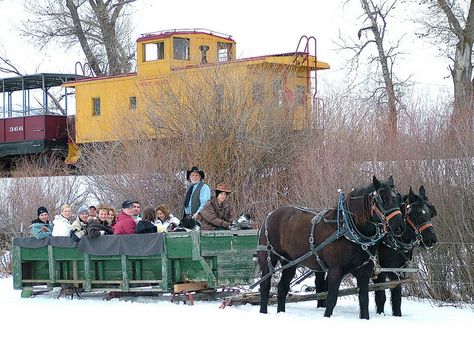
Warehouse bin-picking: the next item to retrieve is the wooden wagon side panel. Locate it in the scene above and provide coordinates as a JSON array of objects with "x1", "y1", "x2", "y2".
[{"x1": 200, "y1": 231, "x2": 258, "y2": 286}]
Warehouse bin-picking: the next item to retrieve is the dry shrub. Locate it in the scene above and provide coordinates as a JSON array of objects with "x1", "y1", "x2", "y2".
[
  {"x1": 291, "y1": 89, "x2": 474, "y2": 304},
  {"x1": 77, "y1": 140, "x2": 185, "y2": 214},
  {"x1": 81, "y1": 65, "x2": 305, "y2": 220},
  {"x1": 0, "y1": 71, "x2": 472, "y2": 303}
]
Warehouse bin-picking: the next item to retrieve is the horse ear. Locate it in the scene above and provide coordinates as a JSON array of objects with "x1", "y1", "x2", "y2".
[
  {"x1": 408, "y1": 186, "x2": 416, "y2": 203},
  {"x1": 429, "y1": 203, "x2": 438, "y2": 217},
  {"x1": 387, "y1": 175, "x2": 394, "y2": 185},
  {"x1": 373, "y1": 175, "x2": 381, "y2": 190},
  {"x1": 419, "y1": 185, "x2": 427, "y2": 199}
]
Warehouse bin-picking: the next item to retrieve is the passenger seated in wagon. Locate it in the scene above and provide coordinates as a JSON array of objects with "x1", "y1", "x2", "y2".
[
  {"x1": 87, "y1": 205, "x2": 113, "y2": 238},
  {"x1": 197, "y1": 183, "x2": 233, "y2": 230},
  {"x1": 155, "y1": 204, "x2": 180, "y2": 232},
  {"x1": 29, "y1": 206, "x2": 53, "y2": 239},
  {"x1": 52, "y1": 204, "x2": 73, "y2": 237},
  {"x1": 136, "y1": 207, "x2": 158, "y2": 234},
  {"x1": 69, "y1": 205, "x2": 90, "y2": 242},
  {"x1": 112, "y1": 200, "x2": 137, "y2": 235}
]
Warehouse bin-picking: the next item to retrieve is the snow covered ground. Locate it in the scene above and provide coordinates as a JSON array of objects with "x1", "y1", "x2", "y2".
[{"x1": 0, "y1": 276, "x2": 472, "y2": 354}]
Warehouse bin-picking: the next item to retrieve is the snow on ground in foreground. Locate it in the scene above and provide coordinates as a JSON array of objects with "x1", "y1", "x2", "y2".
[{"x1": 0, "y1": 277, "x2": 472, "y2": 354}]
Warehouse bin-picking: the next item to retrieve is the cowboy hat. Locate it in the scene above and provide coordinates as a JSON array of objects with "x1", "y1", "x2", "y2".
[
  {"x1": 186, "y1": 166, "x2": 205, "y2": 180},
  {"x1": 215, "y1": 183, "x2": 232, "y2": 194}
]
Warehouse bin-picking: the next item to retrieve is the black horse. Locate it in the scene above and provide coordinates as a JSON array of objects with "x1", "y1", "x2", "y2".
[
  {"x1": 374, "y1": 185, "x2": 437, "y2": 316},
  {"x1": 256, "y1": 176, "x2": 405, "y2": 319}
]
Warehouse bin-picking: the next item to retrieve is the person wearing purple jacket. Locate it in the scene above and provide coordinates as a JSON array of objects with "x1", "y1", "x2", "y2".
[{"x1": 112, "y1": 200, "x2": 137, "y2": 235}]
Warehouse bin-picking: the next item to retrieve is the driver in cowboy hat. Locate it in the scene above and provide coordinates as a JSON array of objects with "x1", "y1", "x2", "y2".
[
  {"x1": 182, "y1": 166, "x2": 211, "y2": 220},
  {"x1": 197, "y1": 183, "x2": 233, "y2": 230}
]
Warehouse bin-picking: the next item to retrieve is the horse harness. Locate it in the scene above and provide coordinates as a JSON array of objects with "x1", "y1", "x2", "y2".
[{"x1": 252, "y1": 190, "x2": 402, "y2": 289}]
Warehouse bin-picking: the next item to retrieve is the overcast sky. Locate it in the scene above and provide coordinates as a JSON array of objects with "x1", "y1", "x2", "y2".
[{"x1": 0, "y1": 0, "x2": 452, "y2": 95}]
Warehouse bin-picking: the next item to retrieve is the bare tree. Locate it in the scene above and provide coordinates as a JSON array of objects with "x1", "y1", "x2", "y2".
[
  {"x1": 21, "y1": 0, "x2": 136, "y2": 76},
  {"x1": 418, "y1": 0, "x2": 474, "y2": 131},
  {"x1": 337, "y1": 0, "x2": 408, "y2": 142},
  {"x1": 0, "y1": 56, "x2": 21, "y2": 75}
]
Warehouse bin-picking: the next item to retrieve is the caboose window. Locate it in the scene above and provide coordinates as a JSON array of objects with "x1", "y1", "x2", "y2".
[
  {"x1": 92, "y1": 97, "x2": 101, "y2": 116},
  {"x1": 217, "y1": 42, "x2": 232, "y2": 62},
  {"x1": 200, "y1": 45, "x2": 209, "y2": 64},
  {"x1": 129, "y1": 96, "x2": 137, "y2": 110},
  {"x1": 173, "y1": 37, "x2": 190, "y2": 60},
  {"x1": 144, "y1": 42, "x2": 164, "y2": 61}
]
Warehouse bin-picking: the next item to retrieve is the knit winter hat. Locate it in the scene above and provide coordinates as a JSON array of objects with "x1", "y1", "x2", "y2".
[
  {"x1": 78, "y1": 205, "x2": 89, "y2": 215},
  {"x1": 37, "y1": 206, "x2": 48, "y2": 217}
]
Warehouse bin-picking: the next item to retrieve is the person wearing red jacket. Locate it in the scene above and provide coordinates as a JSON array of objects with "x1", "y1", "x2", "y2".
[{"x1": 112, "y1": 200, "x2": 137, "y2": 235}]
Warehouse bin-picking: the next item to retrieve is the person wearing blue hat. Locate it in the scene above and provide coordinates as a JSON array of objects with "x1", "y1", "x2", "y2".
[{"x1": 69, "y1": 206, "x2": 90, "y2": 242}]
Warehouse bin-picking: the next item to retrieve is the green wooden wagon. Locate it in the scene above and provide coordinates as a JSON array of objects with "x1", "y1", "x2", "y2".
[{"x1": 12, "y1": 229, "x2": 258, "y2": 298}]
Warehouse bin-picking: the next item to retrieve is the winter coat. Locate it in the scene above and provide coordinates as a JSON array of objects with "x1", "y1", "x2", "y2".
[
  {"x1": 87, "y1": 218, "x2": 113, "y2": 239},
  {"x1": 52, "y1": 214, "x2": 72, "y2": 237},
  {"x1": 29, "y1": 219, "x2": 53, "y2": 239},
  {"x1": 197, "y1": 197, "x2": 232, "y2": 230},
  {"x1": 112, "y1": 211, "x2": 136, "y2": 235},
  {"x1": 136, "y1": 220, "x2": 157, "y2": 234},
  {"x1": 70, "y1": 217, "x2": 88, "y2": 240},
  {"x1": 155, "y1": 214, "x2": 180, "y2": 232}
]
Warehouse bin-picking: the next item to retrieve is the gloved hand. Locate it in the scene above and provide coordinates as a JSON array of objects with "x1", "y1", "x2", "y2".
[{"x1": 69, "y1": 230, "x2": 81, "y2": 243}]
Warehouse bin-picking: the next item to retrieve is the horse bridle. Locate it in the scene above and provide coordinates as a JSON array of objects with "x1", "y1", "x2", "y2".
[
  {"x1": 384, "y1": 201, "x2": 434, "y2": 252},
  {"x1": 370, "y1": 188, "x2": 403, "y2": 234},
  {"x1": 404, "y1": 202, "x2": 434, "y2": 246}
]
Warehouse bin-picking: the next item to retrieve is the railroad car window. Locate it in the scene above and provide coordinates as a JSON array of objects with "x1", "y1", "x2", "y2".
[
  {"x1": 200, "y1": 45, "x2": 209, "y2": 64},
  {"x1": 92, "y1": 97, "x2": 101, "y2": 116},
  {"x1": 173, "y1": 37, "x2": 190, "y2": 60},
  {"x1": 129, "y1": 96, "x2": 137, "y2": 110},
  {"x1": 144, "y1": 42, "x2": 164, "y2": 61},
  {"x1": 217, "y1": 42, "x2": 232, "y2": 62}
]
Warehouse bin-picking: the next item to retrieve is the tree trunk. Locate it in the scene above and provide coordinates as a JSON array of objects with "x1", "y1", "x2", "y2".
[
  {"x1": 438, "y1": 0, "x2": 474, "y2": 132},
  {"x1": 66, "y1": 0, "x2": 103, "y2": 76},
  {"x1": 451, "y1": 37, "x2": 473, "y2": 131},
  {"x1": 90, "y1": 0, "x2": 122, "y2": 75},
  {"x1": 361, "y1": 0, "x2": 398, "y2": 141}
]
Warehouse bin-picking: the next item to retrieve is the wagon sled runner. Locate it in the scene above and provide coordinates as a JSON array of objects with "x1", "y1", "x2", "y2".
[{"x1": 11, "y1": 227, "x2": 415, "y2": 306}]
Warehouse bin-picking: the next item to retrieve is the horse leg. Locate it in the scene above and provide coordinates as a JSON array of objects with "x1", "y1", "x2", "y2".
[
  {"x1": 277, "y1": 263, "x2": 297, "y2": 313},
  {"x1": 315, "y1": 272, "x2": 327, "y2": 308},
  {"x1": 258, "y1": 252, "x2": 277, "y2": 314},
  {"x1": 356, "y1": 266, "x2": 373, "y2": 320},
  {"x1": 373, "y1": 272, "x2": 387, "y2": 314},
  {"x1": 324, "y1": 267, "x2": 343, "y2": 317},
  {"x1": 389, "y1": 273, "x2": 403, "y2": 316}
]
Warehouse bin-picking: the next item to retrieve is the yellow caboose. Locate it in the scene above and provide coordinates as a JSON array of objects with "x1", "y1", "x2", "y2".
[{"x1": 64, "y1": 29, "x2": 329, "y2": 151}]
